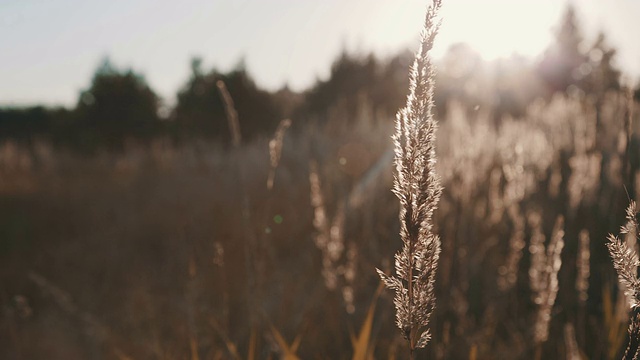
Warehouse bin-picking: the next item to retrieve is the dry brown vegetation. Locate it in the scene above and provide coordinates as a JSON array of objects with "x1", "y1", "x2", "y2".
[
  {"x1": 3, "y1": 2, "x2": 640, "y2": 360},
  {"x1": 1, "y1": 85, "x2": 639, "y2": 359}
]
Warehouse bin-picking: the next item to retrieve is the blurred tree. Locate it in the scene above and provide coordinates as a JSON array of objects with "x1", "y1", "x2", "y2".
[
  {"x1": 0, "y1": 106, "x2": 75, "y2": 146},
  {"x1": 173, "y1": 58, "x2": 283, "y2": 144},
  {"x1": 434, "y1": 43, "x2": 545, "y2": 122},
  {"x1": 299, "y1": 50, "x2": 382, "y2": 125},
  {"x1": 372, "y1": 50, "x2": 412, "y2": 118},
  {"x1": 75, "y1": 58, "x2": 161, "y2": 149},
  {"x1": 0, "y1": 107, "x2": 51, "y2": 144},
  {"x1": 272, "y1": 84, "x2": 304, "y2": 121},
  {"x1": 435, "y1": 43, "x2": 487, "y2": 117},
  {"x1": 581, "y1": 33, "x2": 622, "y2": 140},
  {"x1": 537, "y1": 5, "x2": 624, "y2": 148},
  {"x1": 583, "y1": 32, "x2": 621, "y2": 95},
  {"x1": 537, "y1": 5, "x2": 589, "y2": 94}
]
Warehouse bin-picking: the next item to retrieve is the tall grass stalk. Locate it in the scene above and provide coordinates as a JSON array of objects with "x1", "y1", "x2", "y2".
[
  {"x1": 607, "y1": 201, "x2": 640, "y2": 359},
  {"x1": 499, "y1": 204, "x2": 526, "y2": 291},
  {"x1": 377, "y1": 0, "x2": 443, "y2": 355},
  {"x1": 216, "y1": 80, "x2": 261, "y2": 334},
  {"x1": 259, "y1": 118, "x2": 292, "y2": 293},
  {"x1": 216, "y1": 80, "x2": 241, "y2": 148},
  {"x1": 268, "y1": 119, "x2": 291, "y2": 191},
  {"x1": 623, "y1": 87, "x2": 634, "y2": 191},
  {"x1": 576, "y1": 229, "x2": 590, "y2": 346},
  {"x1": 309, "y1": 159, "x2": 345, "y2": 291},
  {"x1": 530, "y1": 215, "x2": 565, "y2": 359}
]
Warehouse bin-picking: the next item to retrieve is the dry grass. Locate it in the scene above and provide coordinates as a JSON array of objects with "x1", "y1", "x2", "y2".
[
  {"x1": 0, "y1": 83, "x2": 637, "y2": 360},
  {"x1": 2, "y1": 2, "x2": 640, "y2": 359},
  {"x1": 376, "y1": 0, "x2": 443, "y2": 355}
]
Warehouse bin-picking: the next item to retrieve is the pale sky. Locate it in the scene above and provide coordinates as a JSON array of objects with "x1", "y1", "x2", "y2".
[{"x1": 1, "y1": 0, "x2": 639, "y2": 107}]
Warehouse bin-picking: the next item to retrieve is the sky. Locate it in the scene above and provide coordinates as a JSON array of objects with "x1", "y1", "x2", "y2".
[{"x1": 1, "y1": 0, "x2": 639, "y2": 107}]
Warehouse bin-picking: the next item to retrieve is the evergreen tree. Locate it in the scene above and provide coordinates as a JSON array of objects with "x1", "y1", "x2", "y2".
[
  {"x1": 75, "y1": 58, "x2": 161, "y2": 149},
  {"x1": 584, "y1": 32, "x2": 621, "y2": 95},
  {"x1": 300, "y1": 50, "x2": 382, "y2": 125},
  {"x1": 173, "y1": 58, "x2": 282, "y2": 144},
  {"x1": 538, "y1": 5, "x2": 589, "y2": 94}
]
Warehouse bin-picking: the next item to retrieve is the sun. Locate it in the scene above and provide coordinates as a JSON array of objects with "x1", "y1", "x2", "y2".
[
  {"x1": 434, "y1": 0, "x2": 563, "y2": 60},
  {"x1": 361, "y1": 0, "x2": 564, "y2": 63}
]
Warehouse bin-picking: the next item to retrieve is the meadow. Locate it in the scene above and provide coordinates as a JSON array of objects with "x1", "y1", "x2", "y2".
[
  {"x1": 1, "y1": 89, "x2": 638, "y2": 359},
  {"x1": 2, "y1": 2, "x2": 640, "y2": 360}
]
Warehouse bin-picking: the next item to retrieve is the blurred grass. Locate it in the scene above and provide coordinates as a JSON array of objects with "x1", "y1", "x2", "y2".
[{"x1": 0, "y1": 91, "x2": 638, "y2": 358}]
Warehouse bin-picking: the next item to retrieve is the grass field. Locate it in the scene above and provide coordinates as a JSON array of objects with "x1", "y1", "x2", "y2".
[{"x1": 2, "y1": 2, "x2": 640, "y2": 359}]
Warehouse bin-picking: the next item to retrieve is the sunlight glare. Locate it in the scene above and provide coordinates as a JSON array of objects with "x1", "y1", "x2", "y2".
[{"x1": 434, "y1": 0, "x2": 563, "y2": 60}]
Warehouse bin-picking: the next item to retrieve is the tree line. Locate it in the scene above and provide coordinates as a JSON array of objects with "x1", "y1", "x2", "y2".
[{"x1": 0, "y1": 6, "x2": 633, "y2": 151}]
